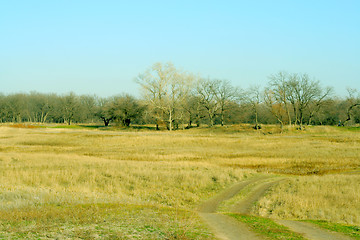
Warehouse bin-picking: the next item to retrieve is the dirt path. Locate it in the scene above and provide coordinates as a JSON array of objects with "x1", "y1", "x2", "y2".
[
  {"x1": 198, "y1": 176, "x2": 271, "y2": 240},
  {"x1": 231, "y1": 178, "x2": 284, "y2": 214},
  {"x1": 198, "y1": 175, "x2": 353, "y2": 240},
  {"x1": 199, "y1": 213, "x2": 263, "y2": 240},
  {"x1": 276, "y1": 220, "x2": 353, "y2": 240},
  {"x1": 198, "y1": 176, "x2": 269, "y2": 213}
]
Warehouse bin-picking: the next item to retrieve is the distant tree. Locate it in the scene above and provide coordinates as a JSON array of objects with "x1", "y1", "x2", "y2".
[
  {"x1": 286, "y1": 73, "x2": 330, "y2": 129},
  {"x1": 79, "y1": 94, "x2": 98, "y2": 123},
  {"x1": 136, "y1": 62, "x2": 193, "y2": 130},
  {"x1": 264, "y1": 88, "x2": 287, "y2": 129},
  {"x1": 26, "y1": 92, "x2": 54, "y2": 123},
  {"x1": 6, "y1": 94, "x2": 27, "y2": 122},
  {"x1": 196, "y1": 79, "x2": 221, "y2": 127},
  {"x1": 246, "y1": 85, "x2": 262, "y2": 129},
  {"x1": 342, "y1": 88, "x2": 360, "y2": 126},
  {"x1": 182, "y1": 94, "x2": 206, "y2": 127},
  {"x1": 59, "y1": 92, "x2": 80, "y2": 125},
  {"x1": 96, "y1": 97, "x2": 114, "y2": 126},
  {"x1": 0, "y1": 94, "x2": 8, "y2": 122},
  {"x1": 307, "y1": 86, "x2": 333, "y2": 125},
  {"x1": 216, "y1": 80, "x2": 240, "y2": 126},
  {"x1": 268, "y1": 72, "x2": 293, "y2": 126},
  {"x1": 111, "y1": 94, "x2": 145, "y2": 127},
  {"x1": 311, "y1": 99, "x2": 339, "y2": 125},
  {"x1": 267, "y1": 71, "x2": 332, "y2": 129}
]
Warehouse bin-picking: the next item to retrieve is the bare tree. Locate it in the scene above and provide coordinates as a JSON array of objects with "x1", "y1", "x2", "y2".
[
  {"x1": 78, "y1": 95, "x2": 98, "y2": 123},
  {"x1": 111, "y1": 94, "x2": 145, "y2": 127},
  {"x1": 268, "y1": 72, "x2": 292, "y2": 126},
  {"x1": 264, "y1": 88, "x2": 287, "y2": 129},
  {"x1": 342, "y1": 88, "x2": 360, "y2": 126},
  {"x1": 246, "y1": 85, "x2": 262, "y2": 129},
  {"x1": 307, "y1": 86, "x2": 333, "y2": 125},
  {"x1": 196, "y1": 78, "x2": 221, "y2": 127},
  {"x1": 95, "y1": 97, "x2": 114, "y2": 126},
  {"x1": 287, "y1": 73, "x2": 327, "y2": 129},
  {"x1": 30, "y1": 93, "x2": 54, "y2": 123},
  {"x1": 136, "y1": 62, "x2": 193, "y2": 130},
  {"x1": 60, "y1": 92, "x2": 80, "y2": 125},
  {"x1": 216, "y1": 80, "x2": 239, "y2": 126}
]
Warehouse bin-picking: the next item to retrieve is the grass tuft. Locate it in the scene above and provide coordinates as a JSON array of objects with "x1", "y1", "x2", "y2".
[
  {"x1": 228, "y1": 214, "x2": 305, "y2": 239},
  {"x1": 304, "y1": 220, "x2": 360, "y2": 239}
]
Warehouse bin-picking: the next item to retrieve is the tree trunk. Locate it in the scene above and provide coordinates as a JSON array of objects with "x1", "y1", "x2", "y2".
[
  {"x1": 255, "y1": 108, "x2": 259, "y2": 130},
  {"x1": 124, "y1": 118, "x2": 131, "y2": 127},
  {"x1": 308, "y1": 111, "x2": 314, "y2": 125},
  {"x1": 298, "y1": 110, "x2": 304, "y2": 130},
  {"x1": 168, "y1": 110, "x2": 172, "y2": 131},
  {"x1": 220, "y1": 110, "x2": 224, "y2": 126},
  {"x1": 103, "y1": 118, "x2": 110, "y2": 126},
  {"x1": 343, "y1": 103, "x2": 360, "y2": 126},
  {"x1": 208, "y1": 109, "x2": 214, "y2": 127}
]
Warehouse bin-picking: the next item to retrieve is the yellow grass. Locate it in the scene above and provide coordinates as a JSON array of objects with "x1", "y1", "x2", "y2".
[
  {"x1": 254, "y1": 174, "x2": 360, "y2": 225},
  {"x1": 0, "y1": 124, "x2": 359, "y2": 237}
]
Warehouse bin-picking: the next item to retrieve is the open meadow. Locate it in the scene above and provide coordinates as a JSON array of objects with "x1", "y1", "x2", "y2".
[{"x1": 0, "y1": 124, "x2": 359, "y2": 239}]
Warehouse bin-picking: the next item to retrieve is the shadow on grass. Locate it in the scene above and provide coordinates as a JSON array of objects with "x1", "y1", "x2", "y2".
[{"x1": 78, "y1": 125, "x2": 107, "y2": 129}]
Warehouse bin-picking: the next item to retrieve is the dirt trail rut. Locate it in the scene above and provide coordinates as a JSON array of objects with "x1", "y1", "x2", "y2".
[
  {"x1": 198, "y1": 175, "x2": 352, "y2": 240},
  {"x1": 231, "y1": 179, "x2": 284, "y2": 214},
  {"x1": 199, "y1": 213, "x2": 262, "y2": 240},
  {"x1": 276, "y1": 220, "x2": 353, "y2": 240},
  {"x1": 198, "y1": 176, "x2": 268, "y2": 213},
  {"x1": 198, "y1": 176, "x2": 274, "y2": 240}
]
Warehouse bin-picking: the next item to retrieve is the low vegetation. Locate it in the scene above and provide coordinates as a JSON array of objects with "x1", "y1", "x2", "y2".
[
  {"x1": 0, "y1": 124, "x2": 359, "y2": 238},
  {"x1": 227, "y1": 214, "x2": 305, "y2": 240},
  {"x1": 0, "y1": 203, "x2": 212, "y2": 239},
  {"x1": 304, "y1": 220, "x2": 360, "y2": 239},
  {"x1": 254, "y1": 174, "x2": 360, "y2": 225}
]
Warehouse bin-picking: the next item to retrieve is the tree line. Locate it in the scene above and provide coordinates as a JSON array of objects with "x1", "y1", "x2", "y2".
[{"x1": 1, "y1": 62, "x2": 359, "y2": 129}]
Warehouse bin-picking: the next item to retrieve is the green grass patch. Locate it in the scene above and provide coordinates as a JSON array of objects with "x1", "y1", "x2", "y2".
[
  {"x1": 305, "y1": 220, "x2": 360, "y2": 239},
  {"x1": 0, "y1": 203, "x2": 213, "y2": 239},
  {"x1": 345, "y1": 126, "x2": 360, "y2": 132},
  {"x1": 50, "y1": 124, "x2": 85, "y2": 129},
  {"x1": 228, "y1": 214, "x2": 305, "y2": 240}
]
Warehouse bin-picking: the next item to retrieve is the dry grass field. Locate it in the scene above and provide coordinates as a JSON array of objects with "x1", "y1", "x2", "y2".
[{"x1": 0, "y1": 124, "x2": 359, "y2": 239}]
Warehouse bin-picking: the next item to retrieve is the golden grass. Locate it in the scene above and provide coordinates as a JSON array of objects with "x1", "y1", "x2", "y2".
[
  {"x1": 254, "y1": 174, "x2": 360, "y2": 225},
  {"x1": 0, "y1": 203, "x2": 213, "y2": 239},
  {"x1": 0, "y1": 151, "x2": 251, "y2": 210},
  {"x1": 0, "y1": 124, "x2": 360, "y2": 237}
]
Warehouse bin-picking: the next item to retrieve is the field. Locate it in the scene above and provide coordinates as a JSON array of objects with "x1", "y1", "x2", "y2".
[{"x1": 0, "y1": 124, "x2": 359, "y2": 239}]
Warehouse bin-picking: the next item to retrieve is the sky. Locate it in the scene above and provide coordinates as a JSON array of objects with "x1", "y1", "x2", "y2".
[{"x1": 1, "y1": 0, "x2": 359, "y2": 97}]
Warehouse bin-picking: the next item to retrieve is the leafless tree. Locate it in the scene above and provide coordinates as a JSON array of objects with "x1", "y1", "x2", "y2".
[
  {"x1": 307, "y1": 86, "x2": 333, "y2": 125},
  {"x1": 287, "y1": 73, "x2": 328, "y2": 129},
  {"x1": 216, "y1": 80, "x2": 240, "y2": 126},
  {"x1": 60, "y1": 92, "x2": 80, "y2": 125},
  {"x1": 268, "y1": 71, "x2": 292, "y2": 126},
  {"x1": 95, "y1": 97, "x2": 114, "y2": 126},
  {"x1": 111, "y1": 94, "x2": 145, "y2": 127},
  {"x1": 246, "y1": 85, "x2": 262, "y2": 129},
  {"x1": 264, "y1": 88, "x2": 287, "y2": 129},
  {"x1": 342, "y1": 88, "x2": 360, "y2": 126},
  {"x1": 136, "y1": 62, "x2": 193, "y2": 130},
  {"x1": 196, "y1": 78, "x2": 221, "y2": 127}
]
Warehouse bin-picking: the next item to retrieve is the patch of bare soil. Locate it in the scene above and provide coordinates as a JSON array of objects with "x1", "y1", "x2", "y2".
[
  {"x1": 198, "y1": 176, "x2": 269, "y2": 240},
  {"x1": 198, "y1": 176, "x2": 269, "y2": 213},
  {"x1": 276, "y1": 220, "x2": 353, "y2": 240},
  {"x1": 198, "y1": 175, "x2": 352, "y2": 240},
  {"x1": 199, "y1": 213, "x2": 263, "y2": 240},
  {"x1": 231, "y1": 178, "x2": 285, "y2": 214}
]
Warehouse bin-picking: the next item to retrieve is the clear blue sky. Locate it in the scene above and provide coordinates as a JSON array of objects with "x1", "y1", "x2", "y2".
[{"x1": 1, "y1": 0, "x2": 359, "y2": 97}]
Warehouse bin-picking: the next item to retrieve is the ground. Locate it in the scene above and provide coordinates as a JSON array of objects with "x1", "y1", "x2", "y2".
[{"x1": 0, "y1": 124, "x2": 359, "y2": 239}]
